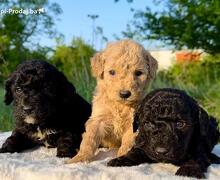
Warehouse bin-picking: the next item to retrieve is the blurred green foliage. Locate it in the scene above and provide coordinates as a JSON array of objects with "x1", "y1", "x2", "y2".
[
  {"x1": 0, "y1": 0, "x2": 220, "y2": 132},
  {"x1": 1, "y1": 53, "x2": 220, "y2": 131},
  {"x1": 0, "y1": 86, "x2": 13, "y2": 132},
  {"x1": 51, "y1": 38, "x2": 96, "y2": 102},
  {"x1": 122, "y1": 0, "x2": 220, "y2": 54},
  {"x1": 0, "y1": 0, "x2": 62, "y2": 83},
  {"x1": 149, "y1": 54, "x2": 220, "y2": 126}
]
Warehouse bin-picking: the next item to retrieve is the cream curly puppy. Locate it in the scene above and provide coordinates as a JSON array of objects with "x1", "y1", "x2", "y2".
[{"x1": 67, "y1": 39, "x2": 158, "y2": 163}]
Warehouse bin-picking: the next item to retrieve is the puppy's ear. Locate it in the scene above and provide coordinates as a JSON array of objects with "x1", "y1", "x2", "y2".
[
  {"x1": 56, "y1": 72, "x2": 76, "y2": 103},
  {"x1": 91, "y1": 52, "x2": 105, "y2": 79},
  {"x1": 63, "y1": 81, "x2": 76, "y2": 104},
  {"x1": 4, "y1": 75, "x2": 15, "y2": 105},
  {"x1": 196, "y1": 106, "x2": 219, "y2": 152},
  {"x1": 145, "y1": 51, "x2": 158, "y2": 79}
]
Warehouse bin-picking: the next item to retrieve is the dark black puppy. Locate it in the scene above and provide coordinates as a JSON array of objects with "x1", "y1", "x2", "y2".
[
  {"x1": 108, "y1": 88, "x2": 220, "y2": 179},
  {"x1": 0, "y1": 60, "x2": 91, "y2": 157}
]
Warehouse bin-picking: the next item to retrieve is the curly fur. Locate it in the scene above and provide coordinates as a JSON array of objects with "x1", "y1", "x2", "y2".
[
  {"x1": 67, "y1": 39, "x2": 158, "y2": 163},
  {"x1": 0, "y1": 60, "x2": 91, "y2": 157},
  {"x1": 108, "y1": 88, "x2": 220, "y2": 179}
]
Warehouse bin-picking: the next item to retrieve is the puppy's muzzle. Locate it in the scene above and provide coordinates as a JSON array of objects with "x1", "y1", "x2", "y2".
[{"x1": 119, "y1": 90, "x2": 131, "y2": 99}]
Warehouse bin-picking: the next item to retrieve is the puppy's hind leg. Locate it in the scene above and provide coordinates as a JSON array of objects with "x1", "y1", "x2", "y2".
[
  {"x1": 56, "y1": 132, "x2": 78, "y2": 158},
  {"x1": 66, "y1": 119, "x2": 105, "y2": 163}
]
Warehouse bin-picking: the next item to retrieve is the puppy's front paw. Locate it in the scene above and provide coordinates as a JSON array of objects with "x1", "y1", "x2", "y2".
[
  {"x1": 107, "y1": 157, "x2": 134, "y2": 167},
  {"x1": 65, "y1": 153, "x2": 91, "y2": 164},
  {"x1": 0, "y1": 142, "x2": 16, "y2": 153},
  {"x1": 0, "y1": 148, "x2": 7, "y2": 153},
  {"x1": 176, "y1": 166, "x2": 205, "y2": 179},
  {"x1": 56, "y1": 148, "x2": 77, "y2": 158}
]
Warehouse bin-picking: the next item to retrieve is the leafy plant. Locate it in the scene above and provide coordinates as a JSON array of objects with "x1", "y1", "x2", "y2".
[
  {"x1": 52, "y1": 38, "x2": 96, "y2": 101},
  {"x1": 149, "y1": 55, "x2": 220, "y2": 126},
  {"x1": 0, "y1": 0, "x2": 62, "y2": 83},
  {"x1": 121, "y1": 0, "x2": 220, "y2": 54},
  {"x1": 0, "y1": 86, "x2": 13, "y2": 132}
]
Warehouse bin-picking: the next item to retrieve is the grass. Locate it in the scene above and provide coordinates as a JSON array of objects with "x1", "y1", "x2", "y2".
[
  {"x1": 0, "y1": 61, "x2": 220, "y2": 132},
  {"x1": 0, "y1": 86, "x2": 13, "y2": 132},
  {"x1": 71, "y1": 72, "x2": 96, "y2": 103}
]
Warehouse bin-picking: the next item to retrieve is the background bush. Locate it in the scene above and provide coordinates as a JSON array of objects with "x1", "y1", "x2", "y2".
[
  {"x1": 1, "y1": 52, "x2": 220, "y2": 131},
  {"x1": 1, "y1": 0, "x2": 220, "y2": 132},
  {"x1": 51, "y1": 38, "x2": 96, "y2": 102},
  {"x1": 0, "y1": 86, "x2": 13, "y2": 132},
  {"x1": 149, "y1": 54, "x2": 220, "y2": 127}
]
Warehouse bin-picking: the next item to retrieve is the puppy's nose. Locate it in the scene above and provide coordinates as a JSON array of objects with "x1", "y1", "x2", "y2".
[
  {"x1": 155, "y1": 147, "x2": 169, "y2": 155},
  {"x1": 119, "y1": 90, "x2": 131, "y2": 99}
]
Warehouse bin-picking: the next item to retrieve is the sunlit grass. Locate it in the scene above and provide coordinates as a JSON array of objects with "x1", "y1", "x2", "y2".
[
  {"x1": 0, "y1": 86, "x2": 13, "y2": 132},
  {"x1": 0, "y1": 67, "x2": 219, "y2": 132}
]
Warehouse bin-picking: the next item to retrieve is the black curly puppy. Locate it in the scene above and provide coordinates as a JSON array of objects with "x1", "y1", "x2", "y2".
[
  {"x1": 108, "y1": 88, "x2": 220, "y2": 179},
  {"x1": 0, "y1": 60, "x2": 91, "y2": 157}
]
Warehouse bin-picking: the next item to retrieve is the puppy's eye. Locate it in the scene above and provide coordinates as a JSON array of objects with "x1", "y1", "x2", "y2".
[
  {"x1": 176, "y1": 121, "x2": 186, "y2": 129},
  {"x1": 134, "y1": 70, "x2": 143, "y2": 77},
  {"x1": 109, "y1": 70, "x2": 116, "y2": 76},
  {"x1": 15, "y1": 87, "x2": 22, "y2": 94}
]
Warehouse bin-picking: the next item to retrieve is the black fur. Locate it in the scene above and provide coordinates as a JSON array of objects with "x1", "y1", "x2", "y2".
[
  {"x1": 108, "y1": 88, "x2": 220, "y2": 179},
  {"x1": 0, "y1": 60, "x2": 91, "y2": 157}
]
